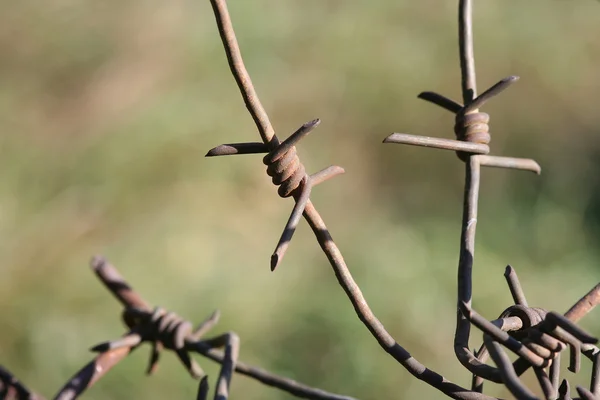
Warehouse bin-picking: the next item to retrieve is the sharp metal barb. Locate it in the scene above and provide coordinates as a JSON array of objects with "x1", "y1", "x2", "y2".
[
  {"x1": 205, "y1": 142, "x2": 269, "y2": 157},
  {"x1": 146, "y1": 342, "x2": 161, "y2": 376},
  {"x1": 464, "y1": 76, "x2": 519, "y2": 113},
  {"x1": 266, "y1": 119, "x2": 320, "y2": 164},
  {"x1": 191, "y1": 310, "x2": 221, "y2": 341},
  {"x1": 559, "y1": 379, "x2": 572, "y2": 400},
  {"x1": 310, "y1": 166, "x2": 345, "y2": 186},
  {"x1": 383, "y1": 133, "x2": 490, "y2": 154},
  {"x1": 271, "y1": 179, "x2": 312, "y2": 271},
  {"x1": 417, "y1": 91, "x2": 463, "y2": 113},
  {"x1": 477, "y1": 155, "x2": 541, "y2": 174},
  {"x1": 175, "y1": 349, "x2": 205, "y2": 379},
  {"x1": 504, "y1": 265, "x2": 529, "y2": 307}
]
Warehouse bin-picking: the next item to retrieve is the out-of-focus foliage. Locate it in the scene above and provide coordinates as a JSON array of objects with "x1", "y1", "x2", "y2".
[{"x1": 0, "y1": 1, "x2": 599, "y2": 399}]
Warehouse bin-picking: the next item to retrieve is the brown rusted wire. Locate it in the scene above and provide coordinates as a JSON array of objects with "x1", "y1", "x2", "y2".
[{"x1": 49, "y1": 256, "x2": 357, "y2": 400}]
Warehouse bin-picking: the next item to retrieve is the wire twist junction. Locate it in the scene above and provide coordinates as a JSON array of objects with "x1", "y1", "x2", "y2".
[{"x1": 206, "y1": 119, "x2": 344, "y2": 271}]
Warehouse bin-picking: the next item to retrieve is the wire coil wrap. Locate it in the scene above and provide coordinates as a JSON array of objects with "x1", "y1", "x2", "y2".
[
  {"x1": 119, "y1": 306, "x2": 205, "y2": 378},
  {"x1": 455, "y1": 111, "x2": 491, "y2": 145},
  {"x1": 145, "y1": 307, "x2": 193, "y2": 350},
  {"x1": 263, "y1": 145, "x2": 307, "y2": 198}
]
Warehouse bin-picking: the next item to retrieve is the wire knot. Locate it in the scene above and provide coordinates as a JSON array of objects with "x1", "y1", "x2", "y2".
[
  {"x1": 205, "y1": 118, "x2": 344, "y2": 270},
  {"x1": 454, "y1": 111, "x2": 490, "y2": 146},
  {"x1": 263, "y1": 143, "x2": 307, "y2": 198},
  {"x1": 142, "y1": 307, "x2": 193, "y2": 351},
  {"x1": 91, "y1": 307, "x2": 221, "y2": 379}
]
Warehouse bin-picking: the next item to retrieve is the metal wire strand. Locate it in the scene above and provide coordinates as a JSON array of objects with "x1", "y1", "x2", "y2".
[{"x1": 483, "y1": 335, "x2": 537, "y2": 400}]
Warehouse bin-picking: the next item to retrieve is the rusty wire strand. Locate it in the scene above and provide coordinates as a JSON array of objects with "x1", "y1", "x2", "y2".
[{"x1": 50, "y1": 256, "x2": 356, "y2": 400}]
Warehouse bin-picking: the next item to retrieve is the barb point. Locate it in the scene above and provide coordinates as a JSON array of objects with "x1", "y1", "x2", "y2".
[
  {"x1": 90, "y1": 255, "x2": 106, "y2": 271},
  {"x1": 270, "y1": 253, "x2": 280, "y2": 272}
]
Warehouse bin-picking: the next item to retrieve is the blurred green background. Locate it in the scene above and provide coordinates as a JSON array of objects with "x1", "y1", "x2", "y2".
[{"x1": 1, "y1": 1, "x2": 599, "y2": 399}]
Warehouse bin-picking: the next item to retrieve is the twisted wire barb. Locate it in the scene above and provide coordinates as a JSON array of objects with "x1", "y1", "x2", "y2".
[
  {"x1": 385, "y1": 1, "x2": 600, "y2": 399},
  {"x1": 205, "y1": 0, "x2": 502, "y2": 399},
  {"x1": 50, "y1": 256, "x2": 356, "y2": 400}
]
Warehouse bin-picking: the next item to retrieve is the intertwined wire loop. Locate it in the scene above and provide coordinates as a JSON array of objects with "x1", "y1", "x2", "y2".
[
  {"x1": 261, "y1": 120, "x2": 318, "y2": 199},
  {"x1": 125, "y1": 307, "x2": 194, "y2": 351},
  {"x1": 263, "y1": 143, "x2": 306, "y2": 198},
  {"x1": 91, "y1": 306, "x2": 221, "y2": 380},
  {"x1": 454, "y1": 111, "x2": 490, "y2": 146}
]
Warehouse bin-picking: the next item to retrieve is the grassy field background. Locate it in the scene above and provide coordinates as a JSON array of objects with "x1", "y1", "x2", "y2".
[{"x1": 1, "y1": 1, "x2": 600, "y2": 399}]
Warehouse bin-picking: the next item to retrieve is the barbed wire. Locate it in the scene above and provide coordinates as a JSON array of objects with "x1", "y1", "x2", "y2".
[
  {"x1": 383, "y1": 1, "x2": 599, "y2": 398},
  {"x1": 206, "y1": 0, "x2": 600, "y2": 399},
  {"x1": 1, "y1": 1, "x2": 599, "y2": 399},
  {"x1": 1, "y1": 256, "x2": 357, "y2": 400}
]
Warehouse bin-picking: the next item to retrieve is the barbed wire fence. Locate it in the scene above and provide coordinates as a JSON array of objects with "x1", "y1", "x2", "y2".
[{"x1": 1, "y1": 0, "x2": 599, "y2": 399}]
